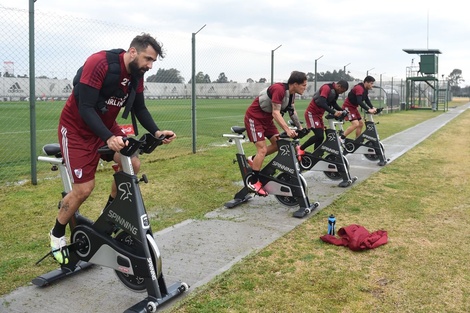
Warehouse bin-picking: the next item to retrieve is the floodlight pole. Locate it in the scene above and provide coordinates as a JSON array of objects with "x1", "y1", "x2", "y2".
[
  {"x1": 343, "y1": 63, "x2": 350, "y2": 79},
  {"x1": 366, "y1": 67, "x2": 375, "y2": 76},
  {"x1": 342, "y1": 62, "x2": 350, "y2": 99},
  {"x1": 379, "y1": 72, "x2": 386, "y2": 105},
  {"x1": 29, "y1": 0, "x2": 37, "y2": 185},
  {"x1": 270, "y1": 45, "x2": 282, "y2": 85},
  {"x1": 314, "y1": 55, "x2": 323, "y2": 91},
  {"x1": 191, "y1": 24, "x2": 206, "y2": 154}
]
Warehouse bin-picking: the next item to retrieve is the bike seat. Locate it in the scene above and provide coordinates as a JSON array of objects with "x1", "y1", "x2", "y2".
[
  {"x1": 231, "y1": 126, "x2": 246, "y2": 134},
  {"x1": 42, "y1": 143, "x2": 62, "y2": 157}
]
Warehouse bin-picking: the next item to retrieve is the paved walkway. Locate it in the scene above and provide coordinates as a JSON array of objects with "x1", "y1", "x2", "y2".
[{"x1": 1, "y1": 104, "x2": 468, "y2": 313}]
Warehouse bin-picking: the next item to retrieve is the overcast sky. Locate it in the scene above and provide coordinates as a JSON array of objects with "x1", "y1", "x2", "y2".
[{"x1": 2, "y1": 0, "x2": 468, "y2": 85}]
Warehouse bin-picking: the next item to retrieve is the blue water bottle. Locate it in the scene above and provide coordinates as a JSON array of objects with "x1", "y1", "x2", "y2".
[{"x1": 328, "y1": 214, "x2": 336, "y2": 235}]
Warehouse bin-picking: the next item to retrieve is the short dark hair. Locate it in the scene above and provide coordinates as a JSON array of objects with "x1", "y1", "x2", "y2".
[
  {"x1": 364, "y1": 75, "x2": 375, "y2": 83},
  {"x1": 287, "y1": 71, "x2": 307, "y2": 85},
  {"x1": 337, "y1": 80, "x2": 349, "y2": 90},
  {"x1": 129, "y1": 33, "x2": 165, "y2": 59}
]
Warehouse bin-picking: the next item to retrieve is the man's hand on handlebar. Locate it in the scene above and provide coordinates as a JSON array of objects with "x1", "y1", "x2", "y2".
[
  {"x1": 155, "y1": 130, "x2": 176, "y2": 144},
  {"x1": 368, "y1": 107, "x2": 377, "y2": 114},
  {"x1": 334, "y1": 110, "x2": 344, "y2": 117},
  {"x1": 286, "y1": 128, "x2": 297, "y2": 138},
  {"x1": 106, "y1": 135, "x2": 128, "y2": 152}
]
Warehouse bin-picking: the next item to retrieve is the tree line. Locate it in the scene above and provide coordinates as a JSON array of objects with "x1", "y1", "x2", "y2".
[
  {"x1": 146, "y1": 68, "x2": 468, "y2": 96},
  {"x1": 146, "y1": 68, "x2": 356, "y2": 84}
]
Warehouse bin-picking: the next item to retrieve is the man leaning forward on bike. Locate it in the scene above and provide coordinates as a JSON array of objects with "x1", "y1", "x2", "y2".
[{"x1": 49, "y1": 33, "x2": 175, "y2": 264}]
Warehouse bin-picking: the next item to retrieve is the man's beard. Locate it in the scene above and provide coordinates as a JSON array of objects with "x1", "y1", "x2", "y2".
[{"x1": 129, "y1": 59, "x2": 147, "y2": 78}]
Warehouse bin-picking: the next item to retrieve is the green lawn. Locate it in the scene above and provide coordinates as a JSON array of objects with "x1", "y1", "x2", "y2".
[
  {"x1": 0, "y1": 97, "x2": 398, "y2": 184},
  {"x1": 0, "y1": 101, "x2": 458, "y2": 299}
]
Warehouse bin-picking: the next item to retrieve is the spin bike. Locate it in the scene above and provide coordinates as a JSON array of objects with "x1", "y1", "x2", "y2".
[
  {"x1": 340, "y1": 107, "x2": 389, "y2": 166},
  {"x1": 298, "y1": 110, "x2": 357, "y2": 187},
  {"x1": 33, "y1": 133, "x2": 188, "y2": 313},
  {"x1": 222, "y1": 127, "x2": 319, "y2": 218}
]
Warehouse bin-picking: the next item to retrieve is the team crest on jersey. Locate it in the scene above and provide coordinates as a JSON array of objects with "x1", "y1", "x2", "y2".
[{"x1": 74, "y1": 168, "x2": 83, "y2": 179}]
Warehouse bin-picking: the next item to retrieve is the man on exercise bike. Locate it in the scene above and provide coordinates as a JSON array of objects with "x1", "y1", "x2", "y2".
[
  {"x1": 49, "y1": 33, "x2": 176, "y2": 265},
  {"x1": 339, "y1": 76, "x2": 377, "y2": 143},
  {"x1": 298, "y1": 80, "x2": 349, "y2": 155},
  {"x1": 244, "y1": 71, "x2": 307, "y2": 196}
]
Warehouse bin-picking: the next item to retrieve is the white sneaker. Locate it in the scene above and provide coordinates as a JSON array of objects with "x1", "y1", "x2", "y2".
[{"x1": 49, "y1": 230, "x2": 69, "y2": 264}]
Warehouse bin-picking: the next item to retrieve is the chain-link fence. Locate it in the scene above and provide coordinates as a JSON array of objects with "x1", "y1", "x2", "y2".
[{"x1": 0, "y1": 4, "x2": 408, "y2": 185}]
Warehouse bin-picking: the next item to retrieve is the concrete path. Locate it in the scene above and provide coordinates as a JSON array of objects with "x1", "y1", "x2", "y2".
[{"x1": 1, "y1": 104, "x2": 468, "y2": 313}]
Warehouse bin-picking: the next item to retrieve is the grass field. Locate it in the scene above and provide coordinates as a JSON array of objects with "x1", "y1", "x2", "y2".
[
  {"x1": 1, "y1": 100, "x2": 463, "y2": 299},
  {"x1": 1, "y1": 97, "x2": 393, "y2": 184},
  {"x1": 1, "y1": 98, "x2": 252, "y2": 183},
  {"x1": 168, "y1": 100, "x2": 470, "y2": 313}
]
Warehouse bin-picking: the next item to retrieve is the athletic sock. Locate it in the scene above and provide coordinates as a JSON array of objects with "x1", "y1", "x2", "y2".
[{"x1": 52, "y1": 219, "x2": 66, "y2": 238}]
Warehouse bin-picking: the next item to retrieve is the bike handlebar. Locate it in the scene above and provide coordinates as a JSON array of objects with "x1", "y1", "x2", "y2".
[
  {"x1": 279, "y1": 128, "x2": 310, "y2": 139},
  {"x1": 325, "y1": 109, "x2": 349, "y2": 121},
  {"x1": 374, "y1": 107, "x2": 384, "y2": 114},
  {"x1": 97, "y1": 133, "x2": 169, "y2": 157}
]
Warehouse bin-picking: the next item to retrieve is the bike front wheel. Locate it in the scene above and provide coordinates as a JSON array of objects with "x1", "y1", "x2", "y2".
[
  {"x1": 274, "y1": 172, "x2": 307, "y2": 207},
  {"x1": 364, "y1": 141, "x2": 385, "y2": 161},
  {"x1": 323, "y1": 154, "x2": 349, "y2": 181},
  {"x1": 113, "y1": 231, "x2": 161, "y2": 293}
]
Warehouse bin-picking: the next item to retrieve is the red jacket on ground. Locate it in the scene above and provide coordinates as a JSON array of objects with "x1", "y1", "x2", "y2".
[{"x1": 320, "y1": 224, "x2": 388, "y2": 251}]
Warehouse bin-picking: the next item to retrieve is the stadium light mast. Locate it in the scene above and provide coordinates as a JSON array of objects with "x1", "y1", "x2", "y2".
[
  {"x1": 379, "y1": 72, "x2": 386, "y2": 105},
  {"x1": 367, "y1": 67, "x2": 375, "y2": 76},
  {"x1": 342, "y1": 63, "x2": 351, "y2": 99},
  {"x1": 343, "y1": 63, "x2": 351, "y2": 79},
  {"x1": 314, "y1": 55, "x2": 323, "y2": 91},
  {"x1": 191, "y1": 24, "x2": 206, "y2": 154},
  {"x1": 270, "y1": 44, "x2": 282, "y2": 85}
]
